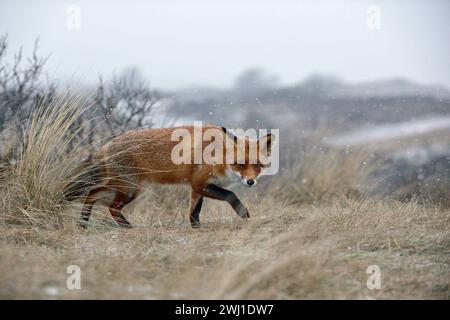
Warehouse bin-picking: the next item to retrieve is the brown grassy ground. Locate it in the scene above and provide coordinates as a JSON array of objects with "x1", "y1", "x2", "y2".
[
  {"x1": 0, "y1": 185, "x2": 449, "y2": 299},
  {"x1": 0, "y1": 98, "x2": 449, "y2": 299}
]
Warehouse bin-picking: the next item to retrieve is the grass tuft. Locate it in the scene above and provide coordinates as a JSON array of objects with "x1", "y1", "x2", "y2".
[{"x1": 0, "y1": 95, "x2": 93, "y2": 228}]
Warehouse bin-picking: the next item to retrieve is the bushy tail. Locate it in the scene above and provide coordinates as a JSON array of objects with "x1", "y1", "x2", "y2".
[{"x1": 63, "y1": 155, "x2": 104, "y2": 202}]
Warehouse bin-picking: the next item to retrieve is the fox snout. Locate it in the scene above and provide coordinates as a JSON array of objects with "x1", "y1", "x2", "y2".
[
  {"x1": 232, "y1": 165, "x2": 261, "y2": 187},
  {"x1": 242, "y1": 178, "x2": 256, "y2": 187}
]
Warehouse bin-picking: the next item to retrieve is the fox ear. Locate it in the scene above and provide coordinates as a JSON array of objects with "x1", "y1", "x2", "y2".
[
  {"x1": 221, "y1": 126, "x2": 238, "y2": 144},
  {"x1": 258, "y1": 133, "x2": 273, "y2": 156}
]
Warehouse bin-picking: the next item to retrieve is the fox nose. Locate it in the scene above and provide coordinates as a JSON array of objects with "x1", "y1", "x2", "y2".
[{"x1": 247, "y1": 179, "x2": 255, "y2": 186}]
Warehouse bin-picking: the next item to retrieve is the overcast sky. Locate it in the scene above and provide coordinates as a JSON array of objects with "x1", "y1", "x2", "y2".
[{"x1": 1, "y1": 0, "x2": 449, "y2": 89}]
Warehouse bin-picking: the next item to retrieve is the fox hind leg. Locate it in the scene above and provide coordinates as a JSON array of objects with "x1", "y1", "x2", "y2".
[
  {"x1": 108, "y1": 190, "x2": 138, "y2": 228},
  {"x1": 79, "y1": 187, "x2": 106, "y2": 227},
  {"x1": 190, "y1": 190, "x2": 204, "y2": 228}
]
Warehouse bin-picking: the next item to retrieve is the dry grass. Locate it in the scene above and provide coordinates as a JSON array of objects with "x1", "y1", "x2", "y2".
[
  {"x1": 0, "y1": 193, "x2": 448, "y2": 299},
  {"x1": 277, "y1": 145, "x2": 377, "y2": 205},
  {"x1": 0, "y1": 96, "x2": 95, "y2": 228},
  {"x1": 0, "y1": 98, "x2": 448, "y2": 299}
]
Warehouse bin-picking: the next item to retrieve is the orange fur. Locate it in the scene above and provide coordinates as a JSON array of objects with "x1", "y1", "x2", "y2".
[{"x1": 79, "y1": 125, "x2": 272, "y2": 228}]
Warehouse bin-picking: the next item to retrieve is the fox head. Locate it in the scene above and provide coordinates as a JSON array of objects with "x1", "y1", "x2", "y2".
[{"x1": 221, "y1": 127, "x2": 273, "y2": 187}]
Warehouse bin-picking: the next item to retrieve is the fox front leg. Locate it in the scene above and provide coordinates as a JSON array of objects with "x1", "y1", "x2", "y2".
[{"x1": 196, "y1": 184, "x2": 250, "y2": 219}]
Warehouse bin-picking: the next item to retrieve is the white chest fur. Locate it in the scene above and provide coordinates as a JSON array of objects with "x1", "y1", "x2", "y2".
[{"x1": 208, "y1": 166, "x2": 241, "y2": 188}]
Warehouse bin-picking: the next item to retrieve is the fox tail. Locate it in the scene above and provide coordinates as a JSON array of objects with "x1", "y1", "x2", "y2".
[{"x1": 63, "y1": 155, "x2": 103, "y2": 202}]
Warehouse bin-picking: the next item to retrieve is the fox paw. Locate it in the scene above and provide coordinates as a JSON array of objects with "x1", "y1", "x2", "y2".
[
  {"x1": 190, "y1": 220, "x2": 201, "y2": 229},
  {"x1": 118, "y1": 222, "x2": 133, "y2": 228},
  {"x1": 236, "y1": 204, "x2": 250, "y2": 219},
  {"x1": 78, "y1": 219, "x2": 90, "y2": 229}
]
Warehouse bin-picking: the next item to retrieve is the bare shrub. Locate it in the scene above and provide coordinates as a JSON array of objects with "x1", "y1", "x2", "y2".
[
  {"x1": 0, "y1": 34, "x2": 56, "y2": 161},
  {"x1": 95, "y1": 68, "x2": 158, "y2": 136}
]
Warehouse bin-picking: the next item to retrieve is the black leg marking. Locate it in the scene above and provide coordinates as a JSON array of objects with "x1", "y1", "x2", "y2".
[
  {"x1": 79, "y1": 203, "x2": 94, "y2": 228},
  {"x1": 79, "y1": 187, "x2": 105, "y2": 228},
  {"x1": 190, "y1": 197, "x2": 203, "y2": 228},
  {"x1": 109, "y1": 191, "x2": 137, "y2": 228},
  {"x1": 198, "y1": 184, "x2": 249, "y2": 218}
]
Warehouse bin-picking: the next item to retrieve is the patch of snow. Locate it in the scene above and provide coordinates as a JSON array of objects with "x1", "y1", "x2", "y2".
[{"x1": 325, "y1": 117, "x2": 450, "y2": 146}]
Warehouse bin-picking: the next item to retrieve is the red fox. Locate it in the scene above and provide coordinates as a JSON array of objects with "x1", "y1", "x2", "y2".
[{"x1": 67, "y1": 125, "x2": 273, "y2": 228}]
